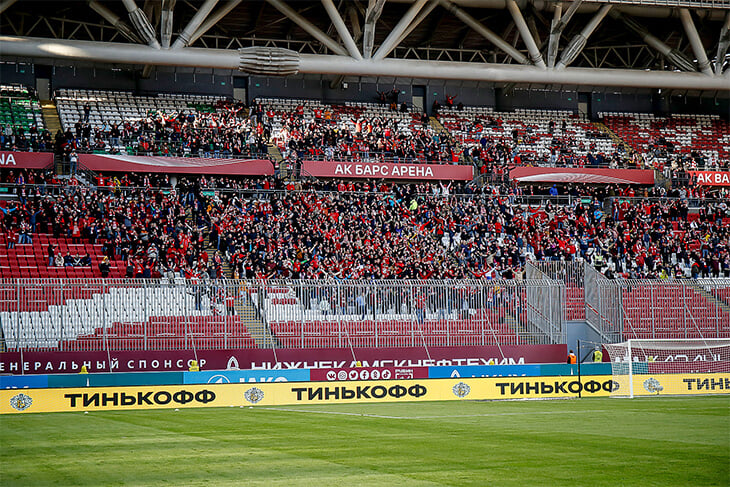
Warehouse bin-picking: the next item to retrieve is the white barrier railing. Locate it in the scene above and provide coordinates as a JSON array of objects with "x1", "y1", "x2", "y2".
[{"x1": 0, "y1": 278, "x2": 565, "y2": 352}]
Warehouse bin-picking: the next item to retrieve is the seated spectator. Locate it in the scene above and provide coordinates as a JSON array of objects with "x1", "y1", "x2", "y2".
[{"x1": 98, "y1": 256, "x2": 110, "y2": 278}]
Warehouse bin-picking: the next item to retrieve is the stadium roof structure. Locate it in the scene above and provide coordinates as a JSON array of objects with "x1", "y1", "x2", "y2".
[{"x1": 1, "y1": 0, "x2": 729, "y2": 92}]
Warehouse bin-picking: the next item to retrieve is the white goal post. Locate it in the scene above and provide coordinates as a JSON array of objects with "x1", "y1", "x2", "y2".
[{"x1": 604, "y1": 339, "x2": 730, "y2": 398}]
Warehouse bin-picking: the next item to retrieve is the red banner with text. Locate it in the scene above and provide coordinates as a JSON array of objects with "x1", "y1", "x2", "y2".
[
  {"x1": 0, "y1": 345, "x2": 566, "y2": 374},
  {"x1": 0, "y1": 151, "x2": 53, "y2": 169},
  {"x1": 301, "y1": 160, "x2": 473, "y2": 181},
  {"x1": 688, "y1": 171, "x2": 730, "y2": 186}
]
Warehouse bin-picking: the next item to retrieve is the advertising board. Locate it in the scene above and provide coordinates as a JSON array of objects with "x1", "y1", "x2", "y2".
[
  {"x1": 184, "y1": 369, "x2": 311, "y2": 385},
  {"x1": 309, "y1": 367, "x2": 428, "y2": 381},
  {"x1": 8, "y1": 373, "x2": 726, "y2": 414},
  {"x1": 301, "y1": 160, "x2": 473, "y2": 181},
  {"x1": 0, "y1": 345, "x2": 566, "y2": 374}
]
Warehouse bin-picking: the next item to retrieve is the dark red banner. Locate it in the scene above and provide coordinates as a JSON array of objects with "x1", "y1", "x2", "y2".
[
  {"x1": 0, "y1": 345, "x2": 565, "y2": 374},
  {"x1": 80, "y1": 154, "x2": 274, "y2": 176},
  {"x1": 301, "y1": 160, "x2": 473, "y2": 181},
  {"x1": 0, "y1": 151, "x2": 53, "y2": 169},
  {"x1": 688, "y1": 171, "x2": 730, "y2": 186},
  {"x1": 309, "y1": 366, "x2": 429, "y2": 381},
  {"x1": 510, "y1": 167, "x2": 655, "y2": 185},
  {"x1": 647, "y1": 362, "x2": 730, "y2": 374}
]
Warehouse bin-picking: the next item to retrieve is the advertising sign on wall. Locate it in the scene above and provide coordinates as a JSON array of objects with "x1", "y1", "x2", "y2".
[
  {"x1": 0, "y1": 345, "x2": 566, "y2": 375},
  {"x1": 184, "y1": 369, "x2": 311, "y2": 385},
  {"x1": 8, "y1": 373, "x2": 726, "y2": 414},
  {"x1": 309, "y1": 367, "x2": 428, "y2": 382},
  {"x1": 301, "y1": 160, "x2": 473, "y2": 181},
  {"x1": 688, "y1": 171, "x2": 730, "y2": 186},
  {"x1": 510, "y1": 166, "x2": 655, "y2": 185},
  {"x1": 428, "y1": 365, "x2": 542, "y2": 378},
  {"x1": 0, "y1": 151, "x2": 53, "y2": 168}
]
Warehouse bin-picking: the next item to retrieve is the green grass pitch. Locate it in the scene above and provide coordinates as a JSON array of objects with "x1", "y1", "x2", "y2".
[{"x1": 2, "y1": 396, "x2": 728, "y2": 486}]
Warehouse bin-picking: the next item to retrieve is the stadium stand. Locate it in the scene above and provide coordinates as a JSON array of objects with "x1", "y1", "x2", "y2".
[
  {"x1": 258, "y1": 97, "x2": 459, "y2": 164},
  {"x1": 439, "y1": 106, "x2": 620, "y2": 167},
  {"x1": 55, "y1": 89, "x2": 267, "y2": 158},
  {"x1": 0, "y1": 84, "x2": 50, "y2": 152},
  {"x1": 600, "y1": 112, "x2": 730, "y2": 170},
  {"x1": 0, "y1": 86, "x2": 728, "y2": 350}
]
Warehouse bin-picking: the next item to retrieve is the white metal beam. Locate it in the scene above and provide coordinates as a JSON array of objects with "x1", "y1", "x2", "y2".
[
  {"x1": 160, "y1": 0, "x2": 176, "y2": 49},
  {"x1": 121, "y1": 0, "x2": 161, "y2": 49},
  {"x1": 266, "y1": 0, "x2": 349, "y2": 56},
  {"x1": 373, "y1": 0, "x2": 428, "y2": 60},
  {"x1": 717, "y1": 12, "x2": 730, "y2": 75},
  {"x1": 321, "y1": 0, "x2": 362, "y2": 60},
  {"x1": 188, "y1": 0, "x2": 243, "y2": 47},
  {"x1": 438, "y1": 0, "x2": 529, "y2": 65},
  {"x1": 88, "y1": 0, "x2": 142, "y2": 44},
  {"x1": 547, "y1": 0, "x2": 584, "y2": 68},
  {"x1": 390, "y1": 0, "x2": 729, "y2": 21},
  {"x1": 172, "y1": 0, "x2": 218, "y2": 48},
  {"x1": 612, "y1": 11, "x2": 696, "y2": 72},
  {"x1": 0, "y1": 0, "x2": 18, "y2": 15},
  {"x1": 393, "y1": 0, "x2": 438, "y2": 51},
  {"x1": 556, "y1": 4, "x2": 611, "y2": 69},
  {"x1": 506, "y1": 0, "x2": 546, "y2": 68},
  {"x1": 363, "y1": 0, "x2": 387, "y2": 59},
  {"x1": 679, "y1": 9, "x2": 713, "y2": 76},
  {"x1": 547, "y1": 4, "x2": 562, "y2": 68},
  {"x1": 3, "y1": 36, "x2": 730, "y2": 91}
]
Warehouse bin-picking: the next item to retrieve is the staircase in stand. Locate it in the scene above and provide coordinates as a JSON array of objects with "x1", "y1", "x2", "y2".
[
  {"x1": 594, "y1": 121, "x2": 634, "y2": 156},
  {"x1": 184, "y1": 206, "x2": 275, "y2": 349},
  {"x1": 40, "y1": 100, "x2": 62, "y2": 134},
  {"x1": 233, "y1": 292, "x2": 278, "y2": 348}
]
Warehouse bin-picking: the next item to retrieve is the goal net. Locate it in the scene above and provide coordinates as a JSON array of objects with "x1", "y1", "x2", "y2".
[{"x1": 604, "y1": 339, "x2": 730, "y2": 398}]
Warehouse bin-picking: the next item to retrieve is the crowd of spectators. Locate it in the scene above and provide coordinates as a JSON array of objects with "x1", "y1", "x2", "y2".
[
  {"x1": 1, "y1": 171, "x2": 223, "y2": 280},
  {"x1": 192, "y1": 177, "x2": 729, "y2": 281},
  {"x1": 55, "y1": 101, "x2": 270, "y2": 161},
  {"x1": 0, "y1": 124, "x2": 54, "y2": 152},
  {"x1": 4, "y1": 91, "x2": 727, "y2": 179},
  {"x1": 2, "y1": 167, "x2": 729, "y2": 281},
  {"x1": 264, "y1": 102, "x2": 462, "y2": 165}
]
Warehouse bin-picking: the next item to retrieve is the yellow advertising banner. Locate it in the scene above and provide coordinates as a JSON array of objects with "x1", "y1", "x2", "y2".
[
  {"x1": 625, "y1": 373, "x2": 730, "y2": 397},
  {"x1": 2, "y1": 373, "x2": 728, "y2": 414}
]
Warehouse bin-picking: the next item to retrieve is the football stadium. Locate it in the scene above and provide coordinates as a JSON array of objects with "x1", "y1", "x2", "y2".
[{"x1": 0, "y1": 0, "x2": 729, "y2": 484}]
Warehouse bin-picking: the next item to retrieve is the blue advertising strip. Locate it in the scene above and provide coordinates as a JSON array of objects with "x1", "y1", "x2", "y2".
[
  {"x1": 428, "y1": 365, "x2": 542, "y2": 378},
  {"x1": 0, "y1": 375, "x2": 49, "y2": 389},
  {"x1": 539, "y1": 363, "x2": 613, "y2": 376},
  {"x1": 47, "y1": 372, "x2": 185, "y2": 388},
  {"x1": 183, "y1": 369, "x2": 311, "y2": 385},
  {"x1": 3, "y1": 364, "x2": 610, "y2": 389}
]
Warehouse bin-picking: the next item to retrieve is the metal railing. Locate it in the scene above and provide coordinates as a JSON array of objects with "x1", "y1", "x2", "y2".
[
  {"x1": 584, "y1": 276, "x2": 730, "y2": 342},
  {"x1": 0, "y1": 278, "x2": 565, "y2": 353},
  {"x1": 528, "y1": 261, "x2": 585, "y2": 320},
  {"x1": 606, "y1": 196, "x2": 730, "y2": 210}
]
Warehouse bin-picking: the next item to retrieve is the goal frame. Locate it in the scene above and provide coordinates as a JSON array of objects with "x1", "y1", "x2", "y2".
[{"x1": 605, "y1": 338, "x2": 730, "y2": 398}]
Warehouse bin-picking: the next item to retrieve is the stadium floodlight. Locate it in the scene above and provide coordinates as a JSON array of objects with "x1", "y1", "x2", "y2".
[{"x1": 604, "y1": 339, "x2": 730, "y2": 398}]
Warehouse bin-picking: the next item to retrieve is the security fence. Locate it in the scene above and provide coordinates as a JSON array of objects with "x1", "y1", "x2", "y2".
[
  {"x1": 584, "y1": 274, "x2": 730, "y2": 342},
  {"x1": 529, "y1": 261, "x2": 585, "y2": 320},
  {"x1": 0, "y1": 278, "x2": 565, "y2": 354}
]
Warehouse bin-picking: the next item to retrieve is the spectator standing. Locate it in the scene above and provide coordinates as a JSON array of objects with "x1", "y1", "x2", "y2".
[
  {"x1": 47, "y1": 243, "x2": 55, "y2": 267},
  {"x1": 567, "y1": 350, "x2": 577, "y2": 364}
]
